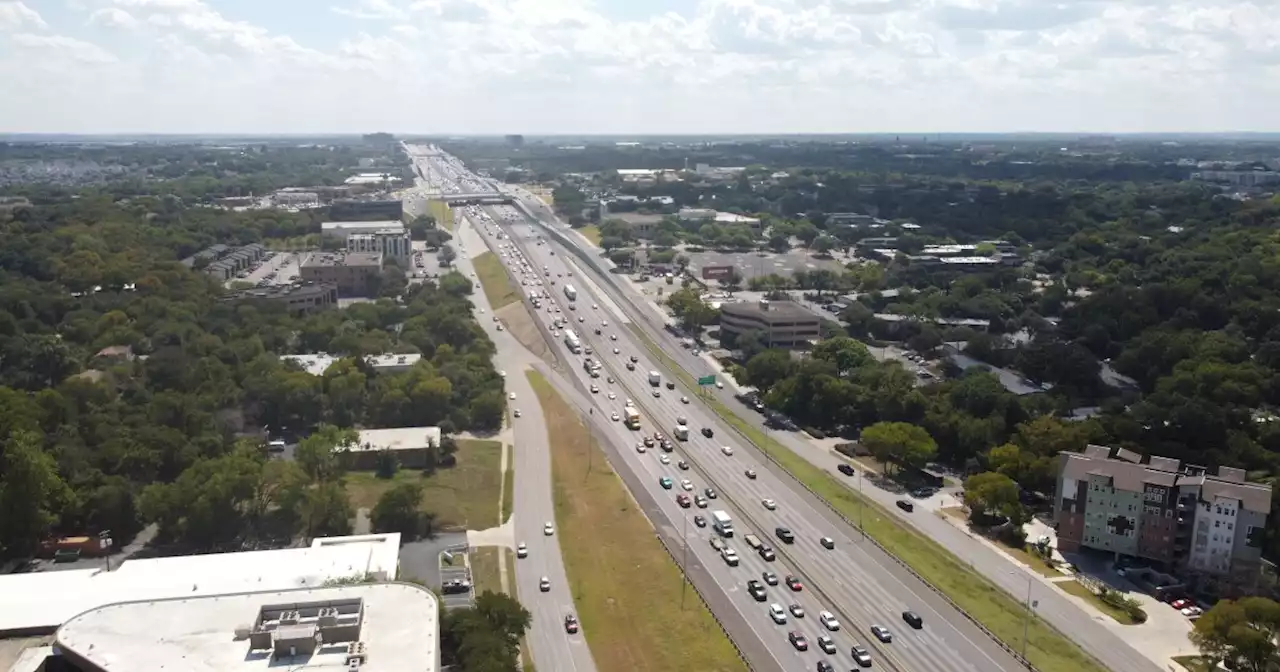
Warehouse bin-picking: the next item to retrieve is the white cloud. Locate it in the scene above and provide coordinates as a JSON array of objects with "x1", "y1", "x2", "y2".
[
  {"x1": 1, "y1": 0, "x2": 1278, "y2": 132},
  {"x1": 10, "y1": 33, "x2": 118, "y2": 63},
  {"x1": 0, "y1": 1, "x2": 46, "y2": 30}
]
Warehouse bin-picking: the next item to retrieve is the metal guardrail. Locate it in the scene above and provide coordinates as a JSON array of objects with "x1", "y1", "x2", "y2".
[{"x1": 511, "y1": 203, "x2": 1070, "y2": 672}]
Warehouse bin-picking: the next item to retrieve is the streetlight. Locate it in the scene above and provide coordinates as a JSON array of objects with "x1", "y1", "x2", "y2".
[
  {"x1": 1011, "y1": 570, "x2": 1034, "y2": 663},
  {"x1": 858, "y1": 470, "x2": 866, "y2": 538},
  {"x1": 680, "y1": 513, "x2": 690, "y2": 610}
]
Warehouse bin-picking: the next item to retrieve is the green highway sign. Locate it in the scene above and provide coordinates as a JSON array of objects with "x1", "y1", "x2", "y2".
[{"x1": 697, "y1": 375, "x2": 716, "y2": 386}]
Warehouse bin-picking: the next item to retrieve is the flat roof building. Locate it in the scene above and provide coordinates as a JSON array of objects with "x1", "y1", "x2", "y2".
[
  {"x1": 720, "y1": 300, "x2": 821, "y2": 348},
  {"x1": 349, "y1": 228, "x2": 412, "y2": 263},
  {"x1": 300, "y1": 251, "x2": 383, "y2": 297},
  {"x1": 340, "y1": 427, "x2": 443, "y2": 470},
  {"x1": 282, "y1": 352, "x2": 422, "y2": 376},
  {"x1": 329, "y1": 199, "x2": 404, "y2": 222},
  {"x1": 321, "y1": 220, "x2": 406, "y2": 240},
  {"x1": 56, "y1": 582, "x2": 437, "y2": 672},
  {"x1": 225, "y1": 282, "x2": 338, "y2": 313}
]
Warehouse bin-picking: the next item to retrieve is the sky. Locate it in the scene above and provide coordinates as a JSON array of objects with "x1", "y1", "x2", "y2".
[{"x1": 1, "y1": 0, "x2": 1278, "y2": 134}]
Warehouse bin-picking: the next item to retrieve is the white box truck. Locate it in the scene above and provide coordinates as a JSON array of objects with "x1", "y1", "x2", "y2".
[
  {"x1": 648, "y1": 371, "x2": 661, "y2": 387},
  {"x1": 712, "y1": 511, "x2": 734, "y2": 537},
  {"x1": 673, "y1": 425, "x2": 689, "y2": 441}
]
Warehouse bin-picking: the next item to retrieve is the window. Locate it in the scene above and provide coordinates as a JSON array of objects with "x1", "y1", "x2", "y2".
[{"x1": 1215, "y1": 520, "x2": 1221, "y2": 528}]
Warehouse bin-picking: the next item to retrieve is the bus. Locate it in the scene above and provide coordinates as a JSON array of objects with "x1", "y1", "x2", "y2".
[{"x1": 564, "y1": 329, "x2": 582, "y2": 354}]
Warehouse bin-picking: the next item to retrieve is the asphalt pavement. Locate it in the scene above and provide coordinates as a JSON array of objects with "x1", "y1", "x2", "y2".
[{"x1": 472, "y1": 205, "x2": 1011, "y2": 672}]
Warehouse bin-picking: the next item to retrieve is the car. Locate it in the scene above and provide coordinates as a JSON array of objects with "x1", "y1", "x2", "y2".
[
  {"x1": 838, "y1": 463, "x2": 856, "y2": 476},
  {"x1": 769, "y1": 603, "x2": 788, "y2": 624},
  {"x1": 602, "y1": 320, "x2": 608, "y2": 326},
  {"x1": 694, "y1": 495, "x2": 708, "y2": 508},
  {"x1": 681, "y1": 396, "x2": 689, "y2": 404},
  {"x1": 593, "y1": 304, "x2": 598, "y2": 310},
  {"x1": 516, "y1": 542, "x2": 528, "y2": 558},
  {"x1": 607, "y1": 376, "x2": 615, "y2": 383},
  {"x1": 643, "y1": 437, "x2": 655, "y2": 447},
  {"x1": 896, "y1": 499, "x2": 915, "y2": 512},
  {"x1": 590, "y1": 384, "x2": 599, "y2": 393},
  {"x1": 659, "y1": 476, "x2": 674, "y2": 489},
  {"x1": 652, "y1": 390, "x2": 661, "y2": 398},
  {"x1": 495, "y1": 324, "x2": 504, "y2": 331},
  {"x1": 1171, "y1": 598, "x2": 1192, "y2": 610},
  {"x1": 666, "y1": 381, "x2": 676, "y2": 390},
  {"x1": 789, "y1": 604, "x2": 805, "y2": 618},
  {"x1": 607, "y1": 392, "x2": 617, "y2": 400},
  {"x1": 702, "y1": 488, "x2": 717, "y2": 500},
  {"x1": 578, "y1": 316, "x2": 585, "y2": 322},
  {"x1": 700, "y1": 427, "x2": 714, "y2": 438},
  {"x1": 785, "y1": 575, "x2": 803, "y2": 591},
  {"x1": 788, "y1": 631, "x2": 808, "y2": 651},
  {"x1": 681, "y1": 479, "x2": 694, "y2": 491},
  {"x1": 658, "y1": 454, "x2": 671, "y2": 465},
  {"x1": 693, "y1": 515, "x2": 706, "y2": 528},
  {"x1": 564, "y1": 614, "x2": 579, "y2": 633},
  {"x1": 902, "y1": 610, "x2": 923, "y2": 628},
  {"x1": 539, "y1": 577, "x2": 551, "y2": 592},
  {"x1": 508, "y1": 392, "x2": 516, "y2": 400},
  {"x1": 1182, "y1": 606, "x2": 1204, "y2": 617},
  {"x1": 676, "y1": 494, "x2": 692, "y2": 508},
  {"x1": 759, "y1": 545, "x2": 776, "y2": 561},
  {"x1": 817, "y1": 662, "x2": 835, "y2": 672},
  {"x1": 544, "y1": 522, "x2": 555, "y2": 536},
  {"x1": 721, "y1": 445, "x2": 734, "y2": 456},
  {"x1": 819, "y1": 610, "x2": 840, "y2": 631},
  {"x1": 627, "y1": 362, "x2": 636, "y2": 371},
  {"x1": 611, "y1": 412, "x2": 620, "y2": 421},
  {"x1": 851, "y1": 644, "x2": 873, "y2": 667},
  {"x1": 513, "y1": 409, "x2": 521, "y2": 418},
  {"x1": 762, "y1": 498, "x2": 777, "y2": 510},
  {"x1": 817, "y1": 635, "x2": 837, "y2": 655},
  {"x1": 747, "y1": 580, "x2": 767, "y2": 601},
  {"x1": 762, "y1": 571, "x2": 779, "y2": 586},
  {"x1": 819, "y1": 536, "x2": 835, "y2": 549},
  {"x1": 613, "y1": 347, "x2": 620, "y2": 354},
  {"x1": 611, "y1": 334, "x2": 617, "y2": 341},
  {"x1": 745, "y1": 468, "x2": 757, "y2": 479},
  {"x1": 775, "y1": 527, "x2": 795, "y2": 543},
  {"x1": 636, "y1": 443, "x2": 647, "y2": 453}
]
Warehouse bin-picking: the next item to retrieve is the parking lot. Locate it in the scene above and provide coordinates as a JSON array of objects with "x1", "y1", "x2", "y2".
[
  {"x1": 227, "y1": 251, "x2": 303, "y2": 288},
  {"x1": 397, "y1": 533, "x2": 475, "y2": 609},
  {"x1": 681, "y1": 247, "x2": 845, "y2": 281},
  {"x1": 438, "y1": 546, "x2": 475, "y2": 610}
]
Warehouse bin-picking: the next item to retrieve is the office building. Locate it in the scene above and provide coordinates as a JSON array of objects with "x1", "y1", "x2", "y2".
[
  {"x1": 224, "y1": 282, "x2": 338, "y2": 313},
  {"x1": 300, "y1": 252, "x2": 383, "y2": 297},
  {"x1": 282, "y1": 352, "x2": 422, "y2": 376},
  {"x1": 719, "y1": 300, "x2": 822, "y2": 348},
  {"x1": 321, "y1": 220, "x2": 405, "y2": 241},
  {"x1": 348, "y1": 228, "x2": 412, "y2": 263},
  {"x1": 1191, "y1": 170, "x2": 1280, "y2": 188},
  {"x1": 1055, "y1": 445, "x2": 1271, "y2": 591},
  {"x1": 340, "y1": 427, "x2": 444, "y2": 470},
  {"x1": 56, "y1": 583, "x2": 437, "y2": 672},
  {"x1": 329, "y1": 198, "x2": 404, "y2": 222}
]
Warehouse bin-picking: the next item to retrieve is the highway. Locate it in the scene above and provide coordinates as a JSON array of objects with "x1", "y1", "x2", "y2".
[
  {"x1": 462, "y1": 199, "x2": 1020, "y2": 672},
  {"x1": 413, "y1": 155, "x2": 598, "y2": 672},
  {"x1": 494, "y1": 184, "x2": 1165, "y2": 672}
]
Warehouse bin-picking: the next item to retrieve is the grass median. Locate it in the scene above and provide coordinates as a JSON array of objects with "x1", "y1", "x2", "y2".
[
  {"x1": 629, "y1": 326, "x2": 1107, "y2": 672},
  {"x1": 578, "y1": 225, "x2": 602, "y2": 246},
  {"x1": 473, "y1": 251, "x2": 521, "y2": 309},
  {"x1": 344, "y1": 439, "x2": 503, "y2": 530},
  {"x1": 472, "y1": 547, "x2": 502, "y2": 596},
  {"x1": 527, "y1": 370, "x2": 747, "y2": 672},
  {"x1": 501, "y1": 444, "x2": 515, "y2": 523},
  {"x1": 429, "y1": 199, "x2": 455, "y2": 231}
]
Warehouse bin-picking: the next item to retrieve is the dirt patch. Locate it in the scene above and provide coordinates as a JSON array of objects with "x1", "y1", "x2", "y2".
[{"x1": 497, "y1": 302, "x2": 557, "y2": 367}]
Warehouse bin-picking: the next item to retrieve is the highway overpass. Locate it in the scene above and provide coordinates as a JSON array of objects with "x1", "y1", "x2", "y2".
[{"x1": 438, "y1": 193, "x2": 511, "y2": 205}]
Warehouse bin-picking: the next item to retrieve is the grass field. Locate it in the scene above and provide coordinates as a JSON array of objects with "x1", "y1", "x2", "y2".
[
  {"x1": 1058, "y1": 581, "x2": 1143, "y2": 625},
  {"x1": 527, "y1": 371, "x2": 747, "y2": 672},
  {"x1": 344, "y1": 439, "x2": 504, "y2": 530},
  {"x1": 501, "y1": 444, "x2": 515, "y2": 522},
  {"x1": 429, "y1": 200, "x2": 455, "y2": 231},
  {"x1": 471, "y1": 547, "x2": 502, "y2": 596},
  {"x1": 630, "y1": 326, "x2": 1106, "y2": 672},
  {"x1": 578, "y1": 225, "x2": 602, "y2": 246},
  {"x1": 473, "y1": 251, "x2": 521, "y2": 309}
]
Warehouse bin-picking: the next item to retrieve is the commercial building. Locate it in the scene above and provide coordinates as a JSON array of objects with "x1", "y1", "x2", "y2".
[
  {"x1": 339, "y1": 427, "x2": 444, "y2": 470},
  {"x1": 348, "y1": 228, "x2": 412, "y2": 264},
  {"x1": 719, "y1": 300, "x2": 822, "y2": 348},
  {"x1": 677, "y1": 208, "x2": 762, "y2": 233},
  {"x1": 321, "y1": 220, "x2": 406, "y2": 240},
  {"x1": 282, "y1": 352, "x2": 422, "y2": 376},
  {"x1": 1055, "y1": 445, "x2": 1272, "y2": 592},
  {"x1": 344, "y1": 172, "x2": 402, "y2": 186},
  {"x1": 224, "y1": 282, "x2": 339, "y2": 313},
  {"x1": 0, "y1": 533, "x2": 402, "y2": 637},
  {"x1": 182, "y1": 243, "x2": 266, "y2": 281},
  {"x1": 55, "y1": 582, "x2": 438, "y2": 672},
  {"x1": 300, "y1": 251, "x2": 383, "y2": 297},
  {"x1": 1191, "y1": 170, "x2": 1280, "y2": 188},
  {"x1": 330, "y1": 198, "x2": 404, "y2": 222}
]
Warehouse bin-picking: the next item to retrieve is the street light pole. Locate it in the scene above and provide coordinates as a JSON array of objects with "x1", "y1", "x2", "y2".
[
  {"x1": 858, "y1": 470, "x2": 866, "y2": 537},
  {"x1": 1017, "y1": 571, "x2": 1032, "y2": 663},
  {"x1": 680, "y1": 513, "x2": 689, "y2": 609}
]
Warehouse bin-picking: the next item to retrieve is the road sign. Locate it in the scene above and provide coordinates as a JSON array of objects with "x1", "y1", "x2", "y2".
[{"x1": 698, "y1": 375, "x2": 716, "y2": 386}]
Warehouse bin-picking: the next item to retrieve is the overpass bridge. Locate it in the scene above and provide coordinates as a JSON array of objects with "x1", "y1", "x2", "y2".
[{"x1": 435, "y1": 192, "x2": 512, "y2": 205}]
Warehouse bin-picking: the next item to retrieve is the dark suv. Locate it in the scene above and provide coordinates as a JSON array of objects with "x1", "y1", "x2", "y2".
[{"x1": 775, "y1": 527, "x2": 795, "y2": 544}]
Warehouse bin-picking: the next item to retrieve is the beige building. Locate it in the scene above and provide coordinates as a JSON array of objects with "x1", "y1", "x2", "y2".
[
  {"x1": 720, "y1": 300, "x2": 821, "y2": 348},
  {"x1": 223, "y1": 282, "x2": 338, "y2": 313},
  {"x1": 338, "y1": 427, "x2": 443, "y2": 470},
  {"x1": 300, "y1": 252, "x2": 382, "y2": 297}
]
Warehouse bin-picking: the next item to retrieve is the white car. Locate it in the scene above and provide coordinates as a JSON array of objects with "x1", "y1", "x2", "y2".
[
  {"x1": 602, "y1": 321, "x2": 608, "y2": 327},
  {"x1": 499, "y1": 370, "x2": 506, "y2": 377},
  {"x1": 652, "y1": 390, "x2": 661, "y2": 398},
  {"x1": 540, "y1": 577, "x2": 551, "y2": 592},
  {"x1": 637, "y1": 443, "x2": 647, "y2": 453},
  {"x1": 769, "y1": 603, "x2": 788, "y2": 624},
  {"x1": 513, "y1": 409, "x2": 521, "y2": 418},
  {"x1": 610, "y1": 334, "x2": 617, "y2": 341},
  {"x1": 721, "y1": 446, "x2": 734, "y2": 456},
  {"x1": 496, "y1": 324, "x2": 504, "y2": 331},
  {"x1": 516, "y1": 542, "x2": 528, "y2": 558},
  {"x1": 590, "y1": 384, "x2": 599, "y2": 394},
  {"x1": 681, "y1": 479, "x2": 694, "y2": 491},
  {"x1": 762, "y1": 498, "x2": 777, "y2": 510},
  {"x1": 819, "y1": 611, "x2": 841, "y2": 631},
  {"x1": 660, "y1": 455, "x2": 671, "y2": 465},
  {"x1": 579, "y1": 316, "x2": 585, "y2": 322},
  {"x1": 592, "y1": 304, "x2": 598, "y2": 310},
  {"x1": 508, "y1": 392, "x2": 516, "y2": 400},
  {"x1": 544, "y1": 522, "x2": 555, "y2": 536},
  {"x1": 681, "y1": 396, "x2": 689, "y2": 404},
  {"x1": 607, "y1": 392, "x2": 616, "y2": 400},
  {"x1": 611, "y1": 412, "x2": 620, "y2": 421},
  {"x1": 613, "y1": 347, "x2": 620, "y2": 354}
]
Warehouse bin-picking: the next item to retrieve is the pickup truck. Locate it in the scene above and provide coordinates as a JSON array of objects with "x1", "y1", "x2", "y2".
[
  {"x1": 721, "y1": 547, "x2": 740, "y2": 566},
  {"x1": 743, "y1": 533, "x2": 763, "y2": 551}
]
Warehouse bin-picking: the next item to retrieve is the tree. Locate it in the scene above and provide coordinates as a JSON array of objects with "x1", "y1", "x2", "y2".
[
  {"x1": 441, "y1": 591, "x2": 532, "y2": 671},
  {"x1": 139, "y1": 448, "x2": 263, "y2": 548},
  {"x1": 1191, "y1": 597, "x2": 1280, "y2": 671},
  {"x1": 409, "y1": 214, "x2": 437, "y2": 240},
  {"x1": 438, "y1": 244, "x2": 458, "y2": 266},
  {"x1": 962, "y1": 471, "x2": 1023, "y2": 522},
  {"x1": 0, "y1": 430, "x2": 73, "y2": 557},
  {"x1": 811, "y1": 336, "x2": 873, "y2": 376},
  {"x1": 813, "y1": 235, "x2": 837, "y2": 255},
  {"x1": 746, "y1": 349, "x2": 795, "y2": 392},
  {"x1": 297, "y1": 425, "x2": 357, "y2": 483},
  {"x1": 303, "y1": 482, "x2": 355, "y2": 538},
  {"x1": 371, "y1": 481, "x2": 428, "y2": 539},
  {"x1": 859, "y1": 422, "x2": 938, "y2": 474},
  {"x1": 718, "y1": 266, "x2": 743, "y2": 292},
  {"x1": 768, "y1": 234, "x2": 791, "y2": 253}
]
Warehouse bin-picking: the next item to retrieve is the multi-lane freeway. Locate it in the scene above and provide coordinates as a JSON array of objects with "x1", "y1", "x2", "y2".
[{"x1": 457, "y1": 199, "x2": 1023, "y2": 672}]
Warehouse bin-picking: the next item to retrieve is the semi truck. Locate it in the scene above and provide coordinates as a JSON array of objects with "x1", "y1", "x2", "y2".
[
  {"x1": 624, "y1": 407, "x2": 641, "y2": 430},
  {"x1": 712, "y1": 511, "x2": 734, "y2": 537},
  {"x1": 648, "y1": 371, "x2": 662, "y2": 387},
  {"x1": 673, "y1": 425, "x2": 689, "y2": 441},
  {"x1": 564, "y1": 285, "x2": 578, "y2": 301}
]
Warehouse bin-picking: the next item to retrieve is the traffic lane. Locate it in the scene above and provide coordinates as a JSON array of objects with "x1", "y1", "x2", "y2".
[{"x1": 568, "y1": 293, "x2": 1011, "y2": 672}]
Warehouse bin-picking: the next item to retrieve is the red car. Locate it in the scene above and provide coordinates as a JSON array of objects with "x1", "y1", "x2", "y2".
[
  {"x1": 788, "y1": 631, "x2": 808, "y2": 651},
  {"x1": 676, "y1": 494, "x2": 692, "y2": 508},
  {"x1": 564, "y1": 614, "x2": 579, "y2": 633},
  {"x1": 786, "y1": 575, "x2": 803, "y2": 591},
  {"x1": 1171, "y1": 598, "x2": 1192, "y2": 610}
]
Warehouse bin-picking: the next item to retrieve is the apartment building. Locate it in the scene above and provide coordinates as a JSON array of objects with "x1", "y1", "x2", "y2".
[
  {"x1": 1055, "y1": 444, "x2": 1271, "y2": 591},
  {"x1": 300, "y1": 252, "x2": 383, "y2": 297},
  {"x1": 347, "y1": 228, "x2": 412, "y2": 264},
  {"x1": 719, "y1": 300, "x2": 821, "y2": 348},
  {"x1": 222, "y1": 282, "x2": 338, "y2": 313}
]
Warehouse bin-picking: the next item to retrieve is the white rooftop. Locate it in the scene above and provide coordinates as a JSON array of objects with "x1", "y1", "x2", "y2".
[
  {"x1": 321, "y1": 220, "x2": 405, "y2": 231},
  {"x1": 57, "y1": 582, "x2": 436, "y2": 672},
  {"x1": 352, "y1": 427, "x2": 441, "y2": 453},
  {"x1": 282, "y1": 353, "x2": 338, "y2": 376},
  {"x1": 365, "y1": 353, "x2": 422, "y2": 369},
  {"x1": 281, "y1": 353, "x2": 422, "y2": 376},
  {"x1": 0, "y1": 534, "x2": 400, "y2": 635}
]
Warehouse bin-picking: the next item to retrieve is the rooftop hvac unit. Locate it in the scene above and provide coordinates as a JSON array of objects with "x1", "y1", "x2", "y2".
[
  {"x1": 347, "y1": 661, "x2": 362, "y2": 672},
  {"x1": 280, "y1": 610, "x2": 301, "y2": 625},
  {"x1": 346, "y1": 641, "x2": 368, "y2": 665}
]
